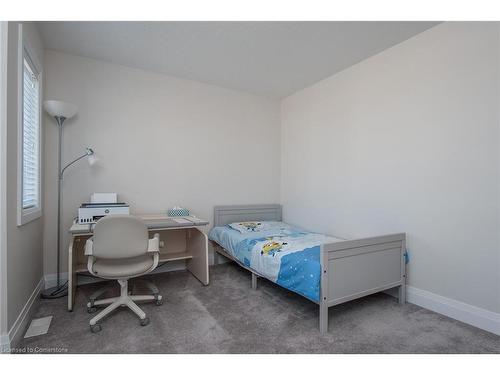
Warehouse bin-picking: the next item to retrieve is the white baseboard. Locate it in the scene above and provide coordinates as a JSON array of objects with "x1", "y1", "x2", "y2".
[
  {"x1": 44, "y1": 249, "x2": 222, "y2": 289},
  {"x1": 0, "y1": 333, "x2": 10, "y2": 354},
  {"x1": 150, "y1": 261, "x2": 187, "y2": 275},
  {"x1": 405, "y1": 286, "x2": 499, "y2": 336},
  {"x1": 2, "y1": 278, "x2": 44, "y2": 352},
  {"x1": 44, "y1": 260, "x2": 188, "y2": 289},
  {"x1": 385, "y1": 285, "x2": 500, "y2": 335}
]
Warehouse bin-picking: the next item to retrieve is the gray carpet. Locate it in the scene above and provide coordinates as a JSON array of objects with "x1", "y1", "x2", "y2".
[{"x1": 18, "y1": 263, "x2": 499, "y2": 353}]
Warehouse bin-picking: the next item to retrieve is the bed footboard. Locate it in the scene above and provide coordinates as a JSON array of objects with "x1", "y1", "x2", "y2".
[{"x1": 319, "y1": 233, "x2": 406, "y2": 333}]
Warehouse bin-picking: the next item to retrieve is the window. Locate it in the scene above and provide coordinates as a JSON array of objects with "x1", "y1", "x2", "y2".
[
  {"x1": 17, "y1": 27, "x2": 42, "y2": 226},
  {"x1": 22, "y1": 56, "x2": 40, "y2": 210}
]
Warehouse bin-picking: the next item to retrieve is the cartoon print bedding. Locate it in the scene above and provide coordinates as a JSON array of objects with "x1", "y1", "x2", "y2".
[{"x1": 208, "y1": 222, "x2": 342, "y2": 302}]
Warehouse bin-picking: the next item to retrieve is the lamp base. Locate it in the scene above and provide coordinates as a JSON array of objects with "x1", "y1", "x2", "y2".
[{"x1": 41, "y1": 284, "x2": 68, "y2": 299}]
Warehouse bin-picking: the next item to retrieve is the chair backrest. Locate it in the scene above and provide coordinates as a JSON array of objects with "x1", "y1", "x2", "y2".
[{"x1": 92, "y1": 215, "x2": 149, "y2": 259}]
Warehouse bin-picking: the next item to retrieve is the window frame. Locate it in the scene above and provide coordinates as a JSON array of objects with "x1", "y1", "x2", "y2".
[{"x1": 17, "y1": 24, "x2": 42, "y2": 226}]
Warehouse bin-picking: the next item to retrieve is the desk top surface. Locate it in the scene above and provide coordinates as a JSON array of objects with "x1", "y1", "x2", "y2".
[{"x1": 69, "y1": 215, "x2": 209, "y2": 235}]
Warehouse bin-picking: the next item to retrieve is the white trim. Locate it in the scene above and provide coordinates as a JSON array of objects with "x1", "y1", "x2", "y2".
[
  {"x1": 44, "y1": 272, "x2": 105, "y2": 290},
  {"x1": 44, "y1": 261, "x2": 187, "y2": 289},
  {"x1": 385, "y1": 285, "x2": 500, "y2": 336},
  {"x1": 0, "y1": 333, "x2": 9, "y2": 354},
  {"x1": 405, "y1": 286, "x2": 500, "y2": 336},
  {"x1": 3, "y1": 278, "x2": 43, "y2": 352},
  {"x1": 16, "y1": 23, "x2": 43, "y2": 227}
]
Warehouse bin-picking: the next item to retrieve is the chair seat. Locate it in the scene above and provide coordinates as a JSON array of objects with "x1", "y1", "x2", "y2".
[{"x1": 92, "y1": 254, "x2": 154, "y2": 278}]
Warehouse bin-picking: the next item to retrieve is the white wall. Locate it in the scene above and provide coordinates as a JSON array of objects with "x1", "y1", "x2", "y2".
[
  {"x1": 4, "y1": 22, "x2": 45, "y2": 339},
  {"x1": 281, "y1": 22, "x2": 500, "y2": 314},
  {"x1": 43, "y1": 50, "x2": 281, "y2": 276}
]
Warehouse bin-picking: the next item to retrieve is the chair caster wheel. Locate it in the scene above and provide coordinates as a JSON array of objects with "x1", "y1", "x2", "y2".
[
  {"x1": 155, "y1": 297, "x2": 163, "y2": 306},
  {"x1": 140, "y1": 317, "x2": 150, "y2": 326},
  {"x1": 90, "y1": 324, "x2": 102, "y2": 333},
  {"x1": 87, "y1": 306, "x2": 97, "y2": 313}
]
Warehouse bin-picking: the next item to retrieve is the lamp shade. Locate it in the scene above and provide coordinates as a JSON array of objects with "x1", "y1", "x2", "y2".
[
  {"x1": 87, "y1": 154, "x2": 98, "y2": 166},
  {"x1": 85, "y1": 147, "x2": 98, "y2": 166},
  {"x1": 43, "y1": 100, "x2": 78, "y2": 119}
]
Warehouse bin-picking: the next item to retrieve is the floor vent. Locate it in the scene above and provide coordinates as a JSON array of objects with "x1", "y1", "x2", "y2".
[{"x1": 24, "y1": 316, "x2": 53, "y2": 338}]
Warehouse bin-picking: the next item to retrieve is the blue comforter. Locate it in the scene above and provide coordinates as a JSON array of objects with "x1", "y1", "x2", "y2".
[{"x1": 209, "y1": 222, "x2": 341, "y2": 302}]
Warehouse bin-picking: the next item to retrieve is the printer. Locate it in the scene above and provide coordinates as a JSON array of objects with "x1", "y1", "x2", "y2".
[{"x1": 78, "y1": 193, "x2": 130, "y2": 224}]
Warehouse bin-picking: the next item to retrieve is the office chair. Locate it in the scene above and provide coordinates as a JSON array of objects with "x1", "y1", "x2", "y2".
[{"x1": 84, "y1": 215, "x2": 163, "y2": 333}]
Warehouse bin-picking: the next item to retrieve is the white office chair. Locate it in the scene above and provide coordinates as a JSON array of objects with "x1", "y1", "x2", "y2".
[{"x1": 84, "y1": 215, "x2": 163, "y2": 333}]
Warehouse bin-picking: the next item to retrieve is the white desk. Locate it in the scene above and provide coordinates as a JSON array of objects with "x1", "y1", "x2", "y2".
[{"x1": 67, "y1": 215, "x2": 209, "y2": 311}]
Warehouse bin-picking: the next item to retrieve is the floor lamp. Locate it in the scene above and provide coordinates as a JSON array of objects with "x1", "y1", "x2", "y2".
[{"x1": 42, "y1": 100, "x2": 97, "y2": 299}]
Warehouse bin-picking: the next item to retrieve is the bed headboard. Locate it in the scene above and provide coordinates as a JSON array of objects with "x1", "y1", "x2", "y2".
[{"x1": 213, "y1": 204, "x2": 282, "y2": 227}]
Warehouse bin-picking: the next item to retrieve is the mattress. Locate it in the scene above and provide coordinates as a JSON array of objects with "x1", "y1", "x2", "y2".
[{"x1": 208, "y1": 222, "x2": 342, "y2": 302}]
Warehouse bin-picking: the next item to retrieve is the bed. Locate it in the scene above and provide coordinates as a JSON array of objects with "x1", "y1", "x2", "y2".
[{"x1": 209, "y1": 204, "x2": 407, "y2": 334}]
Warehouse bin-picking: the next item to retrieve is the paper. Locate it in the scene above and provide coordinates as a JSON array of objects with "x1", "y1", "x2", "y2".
[{"x1": 172, "y1": 218, "x2": 190, "y2": 224}]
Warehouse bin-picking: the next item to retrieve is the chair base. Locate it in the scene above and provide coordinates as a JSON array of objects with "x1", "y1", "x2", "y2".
[{"x1": 87, "y1": 279, "x2": 162, "y2": 331}]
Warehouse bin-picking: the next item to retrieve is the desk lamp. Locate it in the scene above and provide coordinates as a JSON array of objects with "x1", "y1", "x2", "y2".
[{"x1": 42, "y1": 100, "x2": 98, "y2": 299}]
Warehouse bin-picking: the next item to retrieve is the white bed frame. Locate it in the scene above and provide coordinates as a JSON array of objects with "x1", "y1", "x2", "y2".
[{"x1": 211, "y1": 204, "x2": 407, "y2": 334}]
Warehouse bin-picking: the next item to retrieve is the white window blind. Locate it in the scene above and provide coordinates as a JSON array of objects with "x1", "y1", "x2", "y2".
[{"x1": 22, "y1": 54, "x2": 40, "y2": 210}]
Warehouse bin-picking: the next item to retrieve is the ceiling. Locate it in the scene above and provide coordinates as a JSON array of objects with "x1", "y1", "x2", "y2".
[{"x1": 37, "y1": 21, "x2": 439, "y2": 98}]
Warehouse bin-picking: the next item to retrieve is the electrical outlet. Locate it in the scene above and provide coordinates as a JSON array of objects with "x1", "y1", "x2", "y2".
[{"x1": 159, "y1": 240, "x2": 165, "y2": 248}]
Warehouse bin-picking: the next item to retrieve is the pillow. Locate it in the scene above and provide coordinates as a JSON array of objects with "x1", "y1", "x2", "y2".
[
  {"x1": 228, "y1": 221, "x2": 289, "y2": 234},
  {"x1": 229, "y1": 221, "x2": 263, "y2": 233}
]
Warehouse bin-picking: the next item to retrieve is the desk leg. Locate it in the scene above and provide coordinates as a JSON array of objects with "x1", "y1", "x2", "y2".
[
  {"x1": 67, "y1": 238, "x2": 76, "y2": 311},
  {"x1": 186, "y1": 228, "x2": 209, "y2": 285}
]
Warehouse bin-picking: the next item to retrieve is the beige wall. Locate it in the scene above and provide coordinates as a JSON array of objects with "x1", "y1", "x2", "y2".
[
  {"x1": 281, "y1": 22, "x2": 500, "y2": 314},
  {"x1": 5, "y1": 22, "x2": 45, "y2": 331},
  {"x1": 43, "y1": 50, "x2": 281, "y2": 276}
]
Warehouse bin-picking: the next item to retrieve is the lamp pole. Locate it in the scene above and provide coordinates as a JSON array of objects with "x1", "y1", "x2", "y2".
[
  {"x1": 56, "y1": 116, "x2": 64, "y2": 292},
  {"x1": 41, "y1": 114, "x2": 95, "y2": 299}
]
